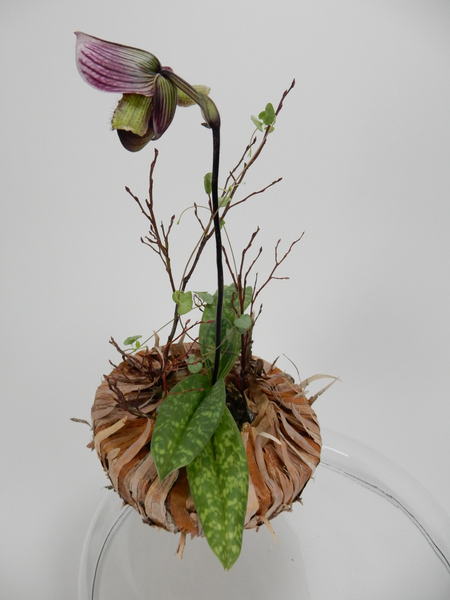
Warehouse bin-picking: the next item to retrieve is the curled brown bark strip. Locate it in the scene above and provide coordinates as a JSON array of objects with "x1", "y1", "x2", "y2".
[{"x1": 90, "y1": 344, "x2": 322, "y2": 545}]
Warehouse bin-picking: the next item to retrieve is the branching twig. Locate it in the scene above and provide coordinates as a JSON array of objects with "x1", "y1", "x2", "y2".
[
  {"x1": 222, "y1": 245, "x2": 238, "y2": 290},
  {"x1": 252, "y1": 233, "x2": 304, "y2": 307},
  {"x1": 125, "y1": 150, "x2": 177, "y2": 294},
  {"x1": 125, "y1": 82, "x2": 297, "y2": 380},
  {"x1": 223, "y1": 136, "x2": 257, "y2": 192},
  {"x1": 230, "y1": 178, "x2": 282, "y2": 210},
  {"x1": 105, "y1": 375, "x2": 153, "y2": 419},
  {"x1": 223, "y1": 80, "x2": 296, "y2": 212}
]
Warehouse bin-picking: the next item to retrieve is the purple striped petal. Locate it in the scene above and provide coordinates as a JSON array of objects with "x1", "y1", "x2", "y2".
[
  {"x1": 152, "y1": 74, "x2": 177, "y2": 139},
  {"x1": 75, "y1": 32, "x2": 161, "y2": 95}
]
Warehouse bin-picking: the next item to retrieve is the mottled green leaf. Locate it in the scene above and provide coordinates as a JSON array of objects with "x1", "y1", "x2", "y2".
[
  {"x1": 200, "y1": 316, "x2": 241, "y2": 379},
  {"x1": 195, "y1": 291, "x2": 214, "y2": 304},
  {"x1": 199, "y1": 284, "x2": 252, "y2": 378},
  {"x1": 202, "y1": 284, "x2": 252, "y2": 325},
  {"x1": 187, "y1": 406, "x2": 249, "y2": 570},
  {"x1": 152, "y1": 376, "x2": 226, "y2": 481}
]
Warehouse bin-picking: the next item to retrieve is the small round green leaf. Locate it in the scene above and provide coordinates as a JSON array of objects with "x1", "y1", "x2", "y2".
[
  {"x1": 262, "y1": 102, "x2": 275, "y2": 125},
  {"x1": 187, "y1": 354, "x2": 203, "y2": 374},
  {"x1": 234, "y1": 314, "x2": 252, "y2": 334},
  {"x1": 124, "y1": 335, "x2": 142, "y2": 346},
  {"x1": 172, "y1": 290, "x2": 193, "y2": 315},
  {"x1": 251, "y1": 115, "x2": 264, "y2": 132},
  {"x1": 204, "y1": 172, "x2": 212, "y2": 195}
]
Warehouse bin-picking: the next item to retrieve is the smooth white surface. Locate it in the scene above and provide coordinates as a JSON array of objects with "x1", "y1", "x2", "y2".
[
  {"x1": 79, "y1": 430, "x2": 450, "y2": 600},
  {"x1": 1, "y1": 2, "x2": 450, "y2": 598}
]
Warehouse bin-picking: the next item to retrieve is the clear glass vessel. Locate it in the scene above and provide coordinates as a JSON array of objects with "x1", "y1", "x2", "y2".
[{"x1": 79, "y1": 429, "x2": 450, "y2": 600}]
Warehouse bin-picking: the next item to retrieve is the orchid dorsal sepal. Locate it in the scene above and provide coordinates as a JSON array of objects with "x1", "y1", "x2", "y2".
[{"x1": 75, "y1": 32, "x2": 160, "y2": 95}]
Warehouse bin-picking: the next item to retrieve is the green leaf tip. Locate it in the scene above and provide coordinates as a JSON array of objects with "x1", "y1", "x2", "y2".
[
  {"x1": 124, "y1": 335, "x2": 142, "y2": 345},
  {"x1": 187, "y1": 406, "x2": 249, "y2": 570}
]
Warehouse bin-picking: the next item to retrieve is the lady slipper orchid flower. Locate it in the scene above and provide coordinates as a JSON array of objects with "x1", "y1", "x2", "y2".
[{"x1": 75, "y1": 32, "x2": 219, "y2": 151}]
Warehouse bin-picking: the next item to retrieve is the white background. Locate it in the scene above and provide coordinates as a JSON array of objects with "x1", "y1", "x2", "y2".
[{"x1": 1, "y1": 1, "x2": 449, "y2": 598}]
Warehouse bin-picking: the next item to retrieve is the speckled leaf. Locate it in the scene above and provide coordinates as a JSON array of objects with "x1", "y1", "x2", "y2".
[
  {"x1": 200, "y1": 284, "x2": 253, "y2": 378},
  {"x1": 202, "y1": 284, "x2": 252, "y2": 325},
  {"x1": 152, "y1": 375, "x2": 226, "y2": 481},
  {"x1": 195, "y1": 291, "x2": 214, "y2": 304},
  {"x1": 199, "y1": 316, "x2": 240, "y2": 379},
  {"x1": 186, "y1": 406, "x2": 249, "y2": 570}
]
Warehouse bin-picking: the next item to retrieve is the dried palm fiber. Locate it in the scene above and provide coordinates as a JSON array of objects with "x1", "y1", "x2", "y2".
[{"x1": 91, "y1": 342, "x2": 321, "y2": 541}]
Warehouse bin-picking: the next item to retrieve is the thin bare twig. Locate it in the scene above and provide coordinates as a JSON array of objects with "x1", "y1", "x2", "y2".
[
  {"x1": 223, "y1": 136, "x2": 257, "y2": 192},
  {"x1": 222, "y1": 245, "x2": 238, "y2": 290},
  {"x1": 252, "y1": 233, "x2": 304, "y2": 306},
  {"x1": 125, "y1": 149, "x2": 176, "y2": 294},
  {"x1": 230, "y1": 178, "x2": 282, "y2": 209}
]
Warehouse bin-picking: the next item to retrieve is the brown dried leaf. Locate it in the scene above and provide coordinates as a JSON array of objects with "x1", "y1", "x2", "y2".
[
  {"x1": 94, "y1": 417, "x2": 127, "y2": 455},
  {"x1": 109, "y1": 418, "x2": 153, "y2": 489}
]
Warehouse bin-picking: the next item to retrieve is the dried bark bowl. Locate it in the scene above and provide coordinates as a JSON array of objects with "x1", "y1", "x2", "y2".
[{"x1": 91, "y1": 343, "x2": 321, "y2": 542}]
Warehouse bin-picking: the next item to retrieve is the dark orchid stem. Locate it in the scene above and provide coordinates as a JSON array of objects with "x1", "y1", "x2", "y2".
[
  {"x1": 163, "y1": 72, "x2": 224, "y2": 381},
  {"x1": 210, "y1": 125, "x2": 223, "y2": 385}
]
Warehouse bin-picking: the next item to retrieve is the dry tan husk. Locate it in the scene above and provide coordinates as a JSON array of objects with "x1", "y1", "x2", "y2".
[{"x1": 90, "y1": 342, "x2": 322, "y2": 543}]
